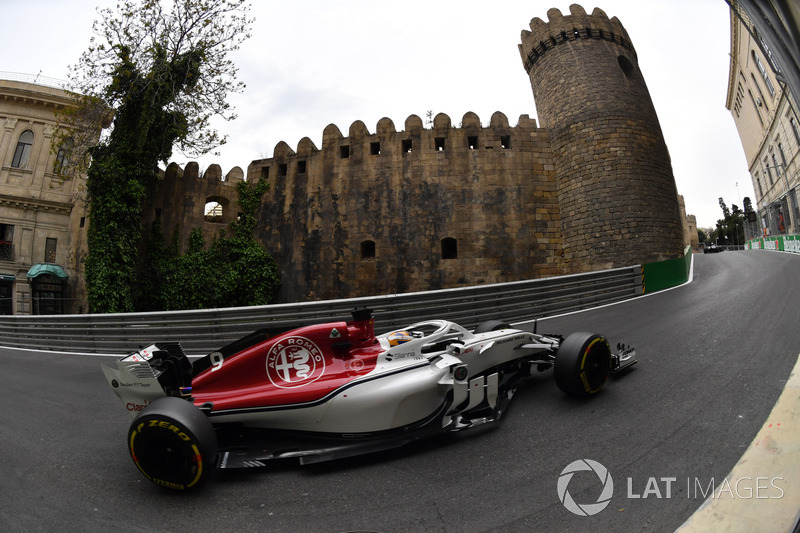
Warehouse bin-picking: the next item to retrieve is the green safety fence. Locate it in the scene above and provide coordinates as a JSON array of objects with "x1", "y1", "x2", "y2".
[
  {"x1": 745, "y1": 234, "x2": 800, "y2": 253},
  {"x1": 641, "y1": 245, "x2": 692, "y2": 294}
]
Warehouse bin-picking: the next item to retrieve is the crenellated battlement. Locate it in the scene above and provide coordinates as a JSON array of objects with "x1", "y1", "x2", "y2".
[
  {"x1": 257, "y1": 111, "x2": 539, "y2": 163},
  {"x1": 143, "y1": 161, "x2": 246, "y2": 252},
  {"x1": 519, "y1": 4, "x2": 635, "y2": 72},
  {"x1": 160, "y1": 161, "x2": 245, "y2": 185}
]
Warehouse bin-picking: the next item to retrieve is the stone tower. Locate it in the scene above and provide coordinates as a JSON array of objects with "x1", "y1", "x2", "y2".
[{"x1": 519, "y1": 4, "x2": 685, "y2": 272}]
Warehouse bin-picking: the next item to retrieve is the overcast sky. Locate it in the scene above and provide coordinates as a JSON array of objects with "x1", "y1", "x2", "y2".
[{"x1": 1, "y1": 0, "x2": 753, "y2": 228}]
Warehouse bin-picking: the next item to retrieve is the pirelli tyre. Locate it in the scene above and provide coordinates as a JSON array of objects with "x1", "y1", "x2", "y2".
[
  {"x1": 128, "y1": 396, "x2": 217, "y2": 490},
  {"x1": 554, "y1": 332, "x2": 612, "y2": 397}
]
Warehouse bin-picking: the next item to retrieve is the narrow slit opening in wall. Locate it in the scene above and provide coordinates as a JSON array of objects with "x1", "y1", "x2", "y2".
[
  {"x1": 435, "y1": 137, "x2": 445, "y2": 151},
  {"x1": 361, "y1": 240, "x2": 375, "y2": 259},
  {"x1": 468, "y1": 136, "x2": 478, "y2": 150},
  {"x1": 261, "y1": 166, "x2": 269, "y2": 179},
  {"x1": 370, "y1": 141, "x2": 380, "y2": 155},
  {"x1": 441, "y1": 237, "x2": 457, "y2": 259},
  {"x1": 402, "y1": 139, "x2": 412, "y2": 153},
  {"x1": 297, "y1": 160, "x2": 306, "y2": 174},
  {"x1": 340, "y1": 145, "x2": 350, "y2": 158},
  {"x1": 617, "y1": 55, "x2": 635, "y2": 78},
  {"x1": 278, "y1": 164, "x2": 287, "y2": 177}
]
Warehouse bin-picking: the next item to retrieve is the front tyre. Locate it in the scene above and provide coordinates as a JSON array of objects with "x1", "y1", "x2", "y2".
[
  {"x1": 554, "y1": 333, "x2": 612, "y2": 397},
  {"x1": 128, "y1": 397, "x2": 217, "y2": 490}
]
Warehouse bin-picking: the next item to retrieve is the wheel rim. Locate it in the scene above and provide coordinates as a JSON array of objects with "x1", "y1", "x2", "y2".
[
  {"x1": 580, "y1": 338, "x2": 611, "y2": 392},
  {"x1": 130, "y1": 421, "x2": 203, "y2": 489}
]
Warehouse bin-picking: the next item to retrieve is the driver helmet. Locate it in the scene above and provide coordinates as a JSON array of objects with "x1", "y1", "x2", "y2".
[{"x1": 387, "y1": 330, "x2": 414, "y2": 346}]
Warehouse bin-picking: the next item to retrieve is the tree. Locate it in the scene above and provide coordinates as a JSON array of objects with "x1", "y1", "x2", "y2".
[
  {"x1": 65, "y1": 0, "x2": 253, "y2": 313},
  {"x1": 715, "y1": 198, "x2": 745, "y2": 246}
]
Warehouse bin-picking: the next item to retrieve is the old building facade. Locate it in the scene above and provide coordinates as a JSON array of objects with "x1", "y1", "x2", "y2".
[
  {"x1": 0, "y1": 76, "x2": 92, "y2": 314},
  {"x1": 726, "y1": 2, "x2": 800, "y2": 238}
]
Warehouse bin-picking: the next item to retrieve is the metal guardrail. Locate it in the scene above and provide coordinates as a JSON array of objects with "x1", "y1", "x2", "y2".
[{"x1": 0, "y1": 265, "x2": 643, "y2": 355}]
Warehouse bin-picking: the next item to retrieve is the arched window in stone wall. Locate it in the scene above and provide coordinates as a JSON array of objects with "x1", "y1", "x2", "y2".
[
  {"x1": 441, "y1": 237, "x2": 457, "y2": 259},
  {"x1": 204, "y1": 196, "x2": 228, "y2": 223},
  {"x1": 360, "y1": 240, "x2": 375, "y2": 260},
  {"x1": 11, "y1": 130, "x2": 34, "y2": 168}
]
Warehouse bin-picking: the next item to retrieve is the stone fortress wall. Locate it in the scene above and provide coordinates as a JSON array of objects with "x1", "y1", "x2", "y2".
[{"x1": 144, "y1": 4, "x2": 687, "y2": 303}]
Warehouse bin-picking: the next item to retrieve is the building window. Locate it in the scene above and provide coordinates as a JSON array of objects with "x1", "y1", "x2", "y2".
[
  {"x1": 790, "y1": 117, "x2": 800, "y2": 145},
  {"x1": 340, "y1": 145, "x2": 350, "y2": 159},
  {"x1": 734, "y1": 80, "x2": 744, "y2": 117},
  {"x1": 765, "y1": 158, "x2": 774, "y2": 184},
  {"x1": 11, "y1": 130, "x2": 34, "y2": 168},
  {"x1": 750, "y1": 73, "x2": 769, "y2": 111},
  {"x1": 260, "y1": 166, "x2": 269, "y2": 179},
  {"x1": 44, "y1": 238, "x2": 57, "y2": 263},
  {"x1": 0, "y1": 224, "x2": 14, "y2": 261},
  {"x1": 402, "y1": 139, "x2": 413, "y2": 153},
  {"x1": 278, "y1": 163, "x2": 287, "y2": 177},
  {"x1": 468, "y1": 136, "x2": 479, "y2": 149},
  {"x1": 772, "y1": 153, "x2": 782, "y2": 176},
  {"x1": 435, "y1": 137, "x2": 445, "y2": 151},
  {"x1": 501, "y1": 135, "x2": 512, "y2": 149},
  {"x1": 757, "y1": 176, "x2": 764, "y2": 197},
  {"x1": 370, "y1": 142, "x2": 381, "y2": 155},
  {"x1": 753, "y1": 51, "x2": 775, "y2": 96},
  {"x1": 360, "y1": 240, "x2": 375, "y2": 259},
  {"x1": 749, "y1": 90, "x2": 764, "y2": 126},
  {"x1": 778, "y1": 142, "x2": 787, "y2": 168},
  {"x1": 297, "y1": 160, "x2": 306, "y2": 174},
  {"x1": 441, "y1": 237, "x2": 457, "y2": 259},
  {"x1": 54, "y1": 137, "x2": 74, "y2": 175}
]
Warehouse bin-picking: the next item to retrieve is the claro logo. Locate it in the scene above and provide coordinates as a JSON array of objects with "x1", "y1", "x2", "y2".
[{"x1": 126, "y1": 400, "x2": 151, "y2": 412}]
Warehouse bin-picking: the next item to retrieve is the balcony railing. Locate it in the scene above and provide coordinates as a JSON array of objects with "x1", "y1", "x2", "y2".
[{"x1": 0, "y1": 241, "x2": 15, "y2": 261}]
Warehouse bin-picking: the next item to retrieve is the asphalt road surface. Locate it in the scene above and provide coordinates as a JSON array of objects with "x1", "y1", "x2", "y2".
[{"x1": 2, "y1": 250, "x2": 799, "y2": 532}]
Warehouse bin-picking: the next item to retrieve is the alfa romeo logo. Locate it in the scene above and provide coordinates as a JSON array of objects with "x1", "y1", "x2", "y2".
[
  {"x1": 266, "y1": 336, "x2": 325, "y2": 388},
  {"x1": 557, "y1": 459, "x2": 614, "y2": 516}
]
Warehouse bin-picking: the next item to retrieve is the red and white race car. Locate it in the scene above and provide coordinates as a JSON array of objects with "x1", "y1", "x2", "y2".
[{"x1": 102, "y1": 309, "x2": 636, "y2": 490}]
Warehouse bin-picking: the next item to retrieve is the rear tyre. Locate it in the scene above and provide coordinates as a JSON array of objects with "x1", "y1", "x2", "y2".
[
  {"x1": 128, "y1": 396, "x2": 217, "y2": 490},
  {"x1": 554, "y1": 332, "x2": 611, "y2": 397},
  {"x1": 474, "y1": 320, "x2": 512, "y2": 333}
]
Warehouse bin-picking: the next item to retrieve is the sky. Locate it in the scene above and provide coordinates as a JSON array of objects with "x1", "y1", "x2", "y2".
[{"x1": 0, "y1": 0, "x2": 755, "y2": 228}]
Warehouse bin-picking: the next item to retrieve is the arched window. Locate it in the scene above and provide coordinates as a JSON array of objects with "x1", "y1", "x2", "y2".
[
  {"x1": 441, "y1": 237, "x2": 458, "y2": 259},
  {"x1": 11, "y1": 130, "x2": 34, "y2": 168},
  {"x1": 360, "y1": 240, "x2": 376, "y2": 259},
  {"x1": 204, "y1": 198, "x2": 225, "y2": 223},
  {"x1": 55, "y1": 137, "x2": 74, "y2": 175}
]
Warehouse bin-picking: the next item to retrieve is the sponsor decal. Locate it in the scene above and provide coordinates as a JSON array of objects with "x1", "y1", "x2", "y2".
[
  {"x1": 266, "y1": 336, "x2": 326, "y2": 388},
  {"x1": 126, "y1": 400, "x2": 151, "y2": 412},
  {"x1": 330, "y1": 328, "x2": 341, "y2": 339},
  {"x1": 347, "y1": 359, "x2": 365, "y2": 372}
]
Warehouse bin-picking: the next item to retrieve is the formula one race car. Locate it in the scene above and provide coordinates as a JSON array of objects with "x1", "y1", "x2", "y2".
[{"x1": 101, "y1": 310, "x2": 636, "y2": 490}]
